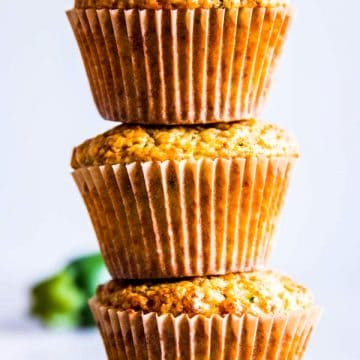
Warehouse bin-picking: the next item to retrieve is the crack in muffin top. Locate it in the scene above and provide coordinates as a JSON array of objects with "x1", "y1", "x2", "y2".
[
  {"x1": 71, "y1": 119, "x2": 298, "y2": 168},
  {"x1": 96, "y1": 271, "x2": 314, "y2": 317},
  {"x1": 74, "y1": 0, "x2": 289, "y2": 10}
]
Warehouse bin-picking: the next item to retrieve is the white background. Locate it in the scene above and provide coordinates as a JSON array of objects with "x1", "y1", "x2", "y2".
[{"x1": 0, "y1": 0, "x2": 359, "y2": 358}]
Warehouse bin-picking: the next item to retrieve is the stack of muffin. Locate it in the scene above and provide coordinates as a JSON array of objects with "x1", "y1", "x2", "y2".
[{"x1": 67, "y1": 0, "x2": 321, "y2": 358}]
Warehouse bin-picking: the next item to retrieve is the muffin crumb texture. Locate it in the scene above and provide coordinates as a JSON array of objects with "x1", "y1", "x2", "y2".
[
  {"x1": 75, "y1": 0, "x2": 289, "y2": 10},
  {"x1": 96, "y1": 271, "x2": 313, "y2": 317},
  {"x1": 72, "y1": 119, "x2": 298, "y2": 168}
]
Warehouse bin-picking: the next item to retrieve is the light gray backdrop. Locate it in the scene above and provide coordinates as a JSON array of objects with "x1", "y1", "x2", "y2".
[{"x1": 0, "y1": 0, "x2": 359, "y2": 358}]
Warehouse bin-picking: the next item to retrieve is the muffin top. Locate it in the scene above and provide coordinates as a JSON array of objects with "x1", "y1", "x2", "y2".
[
  {"x1": 71, "y1": 120, "x2": 298, "y2": 168},
  {"x1": 74, "y1": 0, "x2": 289, "y2": 10},
  {"x1": 96, "y1": 271, "x2": 313, "y2": 317}
]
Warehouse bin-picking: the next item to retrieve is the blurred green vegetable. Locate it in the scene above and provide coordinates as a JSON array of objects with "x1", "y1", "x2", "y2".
[{"x1": 30, "y1": 253, "x2": 109, "y2": 328}]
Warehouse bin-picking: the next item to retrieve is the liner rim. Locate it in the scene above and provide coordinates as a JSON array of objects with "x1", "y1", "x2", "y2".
[
  {"x1": 71, "y1": 154, "x2": 299, "y2": 172},
  {"x1": 89, "y1": 297, "x2": 322, "y2": 322}
]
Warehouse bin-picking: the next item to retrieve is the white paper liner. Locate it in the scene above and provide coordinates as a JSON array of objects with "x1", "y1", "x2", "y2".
[
  {"x1": 90, "y1": 298, "x2": 321, "y2": 359},
  {"x1": 66, "y1": 7, "x2": 292, "y2": 124},
  {"x1": 73, "y1": 157, "x2": 295, "y2": 279}
]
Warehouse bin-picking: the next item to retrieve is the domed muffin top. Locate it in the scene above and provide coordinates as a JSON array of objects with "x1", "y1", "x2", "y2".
[
  {"x1": 74, "y1": 0, "x2": 289, "y2": 10},
  {"x1": 96, "y1": 271, "x2": 313, "y2": 317},
  {"x1": 71, "y1": 119, "x2": 298, "y2": 168}
]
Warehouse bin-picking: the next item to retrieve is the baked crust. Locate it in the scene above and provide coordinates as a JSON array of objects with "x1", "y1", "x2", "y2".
[
  {"x1": 96, "y1": 271, "x2": 313, "y2": 317},
  {"x1": 71, "y1": 120, "x2": 298, "y2": 168},
  {"x1": 74, "y1": 0, "x2": 289, "y2": 10}
]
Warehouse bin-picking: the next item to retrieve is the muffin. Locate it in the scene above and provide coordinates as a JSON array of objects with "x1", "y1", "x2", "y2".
[
  {"x1": 90, "y1": 270, "x2": 321, "y2": 359},
  {"x1": 66, "y1": 1, "x2": 293, "y2": 124},
  {"x1": 72, "y1": 119, "x2": 298, "y2": 279}
]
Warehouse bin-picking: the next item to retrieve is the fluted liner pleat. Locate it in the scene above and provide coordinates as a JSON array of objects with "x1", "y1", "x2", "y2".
[
  {"x1": 66, "y1": 7, "x2": 292, "y2": 124},
  {"x1": 73, "y1": 157, "x2": 295, "y2": 279},
  {"x1": 90, "y1": 299, "x2": 321, "y2": 360}
]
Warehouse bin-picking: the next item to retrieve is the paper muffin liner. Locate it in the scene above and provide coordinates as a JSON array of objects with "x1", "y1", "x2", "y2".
[
  {"x1": 66, "y1": 7, "x2": 292, "y2": 124},
  {"x1": 73, "y1": 157, "x2": 295, "y2": 279},
  {"x1": 89, "y1": 299, "x2": 321, "y2": 360}
]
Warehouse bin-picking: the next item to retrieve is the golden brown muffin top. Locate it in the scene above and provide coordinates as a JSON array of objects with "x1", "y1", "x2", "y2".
[
  {"x1": 71, "y1": 120, "x2": 298, "y2": 168},
  {"x1": 96, "y1": 271, "x2": 313, "y2": 317},
  {"x1": 74, "y1": 0, "x2": 289, "y2": 10}
]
